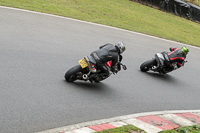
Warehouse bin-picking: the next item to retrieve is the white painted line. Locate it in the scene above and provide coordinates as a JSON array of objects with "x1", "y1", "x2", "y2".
[
  {"x1": 109, "y1": 121, "x2": 128, "y2": 127},
  {"x1": 193, "y1": 113, "x2": 200, "y2": 117},
  {"x1": 0, "y1": 5, "x2": 200, "y2": 50},
  {"x1": 158, "y1": 114, "x2": 195, "y2": 127},
  {"x1": 116, "y1": 110, "x2": 200, "y2": 121},
  {"x1": 63, "y1": 127, "x2": 95, "y2": 133},
  {"x1": 191, "y1": 113, "x2": 200, "y2": 124},
  {"x1": 123, "y1": 118, "x2": 162, "y2": 133}
]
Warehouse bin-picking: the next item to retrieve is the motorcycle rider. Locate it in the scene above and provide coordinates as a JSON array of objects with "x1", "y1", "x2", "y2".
[
  {"x1": 165, "y1": 46, "x2": 189, "y2": 71},
  {"x1": 90, "y1": 42, "x2": 126, "y2": 79}
]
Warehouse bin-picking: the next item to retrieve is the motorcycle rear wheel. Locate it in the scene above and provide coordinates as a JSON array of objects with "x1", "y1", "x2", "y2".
[
  {"x1": 140, "y1": 59, "x2": 156, "y2": 72},
  {"x1": 65, "y1": 65, "x2": 82, "y2": 82}
]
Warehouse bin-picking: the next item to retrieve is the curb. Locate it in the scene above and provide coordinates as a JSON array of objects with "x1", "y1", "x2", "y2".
[{"x1": 36, "y1": 110, "x2": 200, "y2": 133}]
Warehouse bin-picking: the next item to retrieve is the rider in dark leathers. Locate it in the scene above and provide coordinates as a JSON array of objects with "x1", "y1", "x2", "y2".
[
  {"x1": 90, "y1": 42, "x2": 126, "y2": 78},
  {"x1": 164, "y1": 46, "x2": 189, "y2": 71}
]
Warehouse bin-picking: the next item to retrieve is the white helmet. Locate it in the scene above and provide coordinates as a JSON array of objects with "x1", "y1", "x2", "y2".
[{"x1": 116, "y1": 42, "x2": 126, "y2": 54}]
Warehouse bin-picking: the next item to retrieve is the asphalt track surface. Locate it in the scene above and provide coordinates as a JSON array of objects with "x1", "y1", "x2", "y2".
[{"x1": 0, "y1": 6, "x2": 200, "y2": 133}]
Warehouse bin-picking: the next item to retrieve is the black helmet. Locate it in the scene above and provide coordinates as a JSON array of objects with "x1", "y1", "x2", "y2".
[{"x1": 116, "y1": 42, "x2": 126, "y2": 54}]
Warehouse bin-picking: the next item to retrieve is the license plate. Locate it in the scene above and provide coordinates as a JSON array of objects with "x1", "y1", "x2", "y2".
[{"x1": 79, "y1": 58, "x2": 88, "y2": 68}]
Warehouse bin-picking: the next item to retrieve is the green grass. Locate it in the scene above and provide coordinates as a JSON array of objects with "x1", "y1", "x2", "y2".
[
  {"x1": 159, "y1": 125, "x2": 200, "y2": 133},
  {"x1": 0, "y1": 0, "x2": 200, "y2": 46},
  {"x1": 96, "y1": 124, "x2": 146, "y2": 133},
  {"x1": 187, "y1": 0, "x2": 200, "y2": 6},
  {"x1": 95, "y1": 125, "x2": 200, "y2": 133}
]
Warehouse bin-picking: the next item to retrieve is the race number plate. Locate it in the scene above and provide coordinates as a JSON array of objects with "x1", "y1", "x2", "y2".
[{"x1": 79, "y1": 58, "x2": 88, "y2": 68}]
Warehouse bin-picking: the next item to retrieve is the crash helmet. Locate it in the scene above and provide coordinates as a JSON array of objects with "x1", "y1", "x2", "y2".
[
  {"x1": 180, "y1": 46, "x2": 189, "y2": 56},
  {"x1": 116, "y1": 42, "x2": 126, "y2": 54}
]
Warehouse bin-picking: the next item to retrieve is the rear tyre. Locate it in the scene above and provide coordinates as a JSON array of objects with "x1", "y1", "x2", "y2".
[
  {"x1": 65, "y1": 65, "x2": 82, "y2": 82},
  {"x1": 140, "y1": 59, "x2": 156, "y2": 72}
]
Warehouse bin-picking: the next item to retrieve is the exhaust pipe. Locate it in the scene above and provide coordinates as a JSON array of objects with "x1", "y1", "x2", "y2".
[{"x1": 82, "y1": 74, "x2": 88, "y2": 80}]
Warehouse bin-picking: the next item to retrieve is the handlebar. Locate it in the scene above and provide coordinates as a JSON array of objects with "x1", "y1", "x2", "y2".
[
  {"x1": 110, "y1": 62, "x2": 127, "y2": 75},
  {"x1": 119, "y1": 62, "x2": 127, "y2": 70}
]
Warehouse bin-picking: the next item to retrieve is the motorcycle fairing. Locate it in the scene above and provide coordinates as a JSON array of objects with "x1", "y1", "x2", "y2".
[
  {"x1": 155, "y1": 53, "x2": 165, "y2": 68},
  {"x1": 105, "y1": 61, "x2": 112, "y2": 67}
]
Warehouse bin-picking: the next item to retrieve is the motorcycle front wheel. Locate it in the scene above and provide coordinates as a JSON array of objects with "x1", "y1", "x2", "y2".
[
  {"x1": 65, "y1": 65, "x2": 82, "y2": 82},
  {"x1": 140, "y1": 59, "x2": 156, "y2": 72}
]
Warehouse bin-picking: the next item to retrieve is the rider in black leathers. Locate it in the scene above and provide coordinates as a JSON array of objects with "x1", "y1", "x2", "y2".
[{"x1": 90, "y1": 42, "x2": 126, "y2": 78}]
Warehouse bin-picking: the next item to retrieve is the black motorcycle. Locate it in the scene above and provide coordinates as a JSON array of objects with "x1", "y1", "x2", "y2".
[
  {"x1": 65, "y1": 55, "x2": 127, "y2": 83},
  {"x1": 140, "y1": 52, "x2": 187, "y2": 74}
]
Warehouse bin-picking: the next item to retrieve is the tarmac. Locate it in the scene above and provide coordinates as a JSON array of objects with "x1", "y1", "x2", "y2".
[{"x1": 37, "y1": 110, "x2": 200, "y2": 133}]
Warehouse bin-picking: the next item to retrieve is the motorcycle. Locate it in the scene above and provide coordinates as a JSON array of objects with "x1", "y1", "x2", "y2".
[
  {"x1": 140, "y1": 52, "x2": 187, "y2": 74},
  {"x1": 65, "y1": 55, "x2": 127, "y2": 83}
]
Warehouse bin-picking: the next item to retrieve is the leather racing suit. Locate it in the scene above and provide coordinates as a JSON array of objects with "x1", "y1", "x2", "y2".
[
  {"x1": 165, "y1": 47, "x2": 186, "y2": 70},
  {"x1": 90, "y1": 43, "x2": 121, "y2": 77}
]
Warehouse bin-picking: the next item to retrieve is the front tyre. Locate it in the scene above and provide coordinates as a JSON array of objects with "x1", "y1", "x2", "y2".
[
  {"x1": 140, "y1": 59, "x2": 156, "y2": 72},
  {"x1": 65, "y1": 65, "x2": 82, "y2": 82}
]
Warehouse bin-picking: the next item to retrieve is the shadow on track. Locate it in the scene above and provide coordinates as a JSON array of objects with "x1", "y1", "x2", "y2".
[
  {"x1": 63, "y1": 80, "x2": 118, "y2": 97},
  {"x1": 63, "y1": 80, "x2": 112, "y2": 92},
  {"x1": 140, "y1": 71, "x2": 178, "y2": 82}
]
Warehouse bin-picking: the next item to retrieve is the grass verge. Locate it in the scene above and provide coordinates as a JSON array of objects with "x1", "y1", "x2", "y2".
[
  {"x1": 96, "y1": 125, "x2": 200, "y2": 133},
  {"x1": 159, "y1": 125, "x2": 200, "y2": 133},
  {"x1": 187, "y1": 0, "x2": 200, "y2": 6},
  {"x1": 0, "y1": 0, "x2": 200, "y2": 47},
  {"x1": 96, "y1": 124, "x2": 147, "y2": 133}
]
